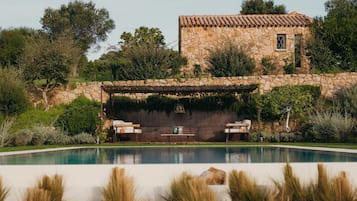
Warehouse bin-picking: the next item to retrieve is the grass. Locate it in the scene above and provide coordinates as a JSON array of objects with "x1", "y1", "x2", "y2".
[
  {"x1": 101, "y1": 167, "x2": 135, "y2": 201},
  {"x1": 24, "y1": 188, "x2": 51, "y2": 201},
  {"x1": 1, "y1": 142, "x2": 356, "y2": 153},
  {"x1": 0, "y1": 176, "x2": 9, "y2": 201},
  {"x1": 36, "y1": 174, "x2": 64, "y2": 201},
  {"x1": 229, "y1": 170, "x2": 273, "y2": 201},
  {"x1": 163, "y1": 171, "x2": 216, "y2": 201}
]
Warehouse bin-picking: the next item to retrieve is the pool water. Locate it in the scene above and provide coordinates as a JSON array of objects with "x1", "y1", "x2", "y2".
[{"x1": 1, "y1": 146, "x2": 357, "y2": 165}]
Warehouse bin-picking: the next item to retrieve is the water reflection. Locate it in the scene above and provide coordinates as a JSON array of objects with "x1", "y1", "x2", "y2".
[{"x1": 0, "y1": 147, "x2": 356, "y2": 165}]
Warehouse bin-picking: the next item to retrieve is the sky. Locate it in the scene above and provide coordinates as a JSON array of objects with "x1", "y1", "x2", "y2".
[{"x1": 0, "y1": 0, "x2": 327, "y2": 60}]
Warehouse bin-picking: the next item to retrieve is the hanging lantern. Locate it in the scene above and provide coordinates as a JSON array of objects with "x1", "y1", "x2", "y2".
[{"x1": 174, "y1": 103, "x2": 185, "y2": 114}]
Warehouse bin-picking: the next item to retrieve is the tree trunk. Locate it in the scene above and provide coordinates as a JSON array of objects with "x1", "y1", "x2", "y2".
[{"x1": 42, "y1": 89, "x2": 49, "y2": 111}]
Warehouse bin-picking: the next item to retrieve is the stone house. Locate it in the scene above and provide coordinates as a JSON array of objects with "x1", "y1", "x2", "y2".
[{"x1": 179, "y1": 12, "x2": 313, "y2": 75}]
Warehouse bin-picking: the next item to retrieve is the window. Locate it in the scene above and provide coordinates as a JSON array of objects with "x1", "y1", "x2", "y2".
[{"x1": 277, "y1": 34, "x2": 286, "y2": 50}]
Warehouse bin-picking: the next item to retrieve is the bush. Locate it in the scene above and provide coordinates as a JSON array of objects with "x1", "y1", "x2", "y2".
[
  {"x1": 71, "y1": 133, "x2": 96, "y2": 144},
  {"x1": 10, "y1": 129, "x2": 33, "y2": 146},
  {"x1": 310, "y1": 111, "x2": 355, "y2": 142},
  {"x1": 207, "y1": 41, "x2": 255, "y2": 77},
  {"x1": 0, "y1": 68, "x2": 30, "y2": 116},
  {"x1": 55, "y1": 95, "x2": 100, "y2": 135},
  {"x1": 261, "y1": 57, "x2": 276, "y2": 75},
  {"x1": 335, "y1": 84, "x2": 357, "y2": 118}
]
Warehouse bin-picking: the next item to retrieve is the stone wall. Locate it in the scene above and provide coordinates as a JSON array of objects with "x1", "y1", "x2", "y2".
[
  {"x1": 50, "y1": 72, "x2": 357, "y2": 106},
  {"x1": 179, "y1": 25, "x2": 310, "y2": 75}
]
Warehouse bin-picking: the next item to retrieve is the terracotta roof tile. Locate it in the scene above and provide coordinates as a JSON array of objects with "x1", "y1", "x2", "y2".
[{"x1": 179, "y1": 13, "x2": 312, "y2": 28}]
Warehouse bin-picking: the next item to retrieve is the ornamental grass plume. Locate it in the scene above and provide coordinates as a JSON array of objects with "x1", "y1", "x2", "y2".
[
  {"x1": 24, "y1": 188, "x2": 51, "y2": 201},
  {"x1": 101, "y1": 167, "x2": 135, "y2": 201},
  {"x1": 332, "y1": 171, "x2": 357, "y2": 201},
  {"x1": 163, "y1": 171, "x2": 216, "y2": 201},
  {"x1": 273, "y1": 163, "x2": 306, "y2": 201},
  {"x1": 229, "y1": 170, "x2": 273, "y2": 201},
  {"x1": 37, "y1": 174, "x2": 64, "y2": 201},
  {"x1": 0, "y1": 176, "x2": 9, "y2": 201}
]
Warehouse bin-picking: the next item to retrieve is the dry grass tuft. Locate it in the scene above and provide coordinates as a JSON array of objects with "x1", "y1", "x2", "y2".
[
  {"x1": 163, "y1": 171, "x2": 216, "y2": 201},
  {"x1": 229, "y1": 170, "x2": 273, "y2": 201},
  {"x1": 333, "y1": 171, "x2": 357, "y2": 201},
  {"x1": 37, "y1": 174, "x2": 64, "y2": 201},
  {"x1": 23, "y1": 174, "x2": 64, "y2": 201},
  {"x1": 273, "y1": 163, "x2": 305, "y2": 201},
  {"x1": 0, "y1": 176, "x2": 9, "y2": 201},
  {"x1": 101, "y1": 167, "x2": 136, "y2": 201},
  {"x1": 24, "y1": 188, "x2": 51, "y2": 201}
]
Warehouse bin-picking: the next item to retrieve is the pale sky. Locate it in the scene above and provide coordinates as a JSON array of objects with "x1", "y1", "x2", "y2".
[{"x1": 0, "y1": 0, "x2": 327, "y2": 60}]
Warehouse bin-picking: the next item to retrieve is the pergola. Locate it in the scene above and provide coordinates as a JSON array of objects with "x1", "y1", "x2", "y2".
[{"x1": 100, "y1": 82, "x2": 259, "y2": 115}]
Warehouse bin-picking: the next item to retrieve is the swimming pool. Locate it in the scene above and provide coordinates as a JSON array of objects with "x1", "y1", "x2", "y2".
[{"x1": 1, "y1": 146, "x2": 356, "y2": 165}]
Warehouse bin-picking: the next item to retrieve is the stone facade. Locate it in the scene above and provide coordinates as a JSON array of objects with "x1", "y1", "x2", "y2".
[
  {"x1": 179, "y1": 13, "x2": 312, "y2": 75},
  {"x1": 49, "y1": 72, "x2": 357, "y2": 106}
]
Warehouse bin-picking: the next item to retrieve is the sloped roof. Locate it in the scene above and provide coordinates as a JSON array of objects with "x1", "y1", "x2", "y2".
[{"x1": 179, "y1": 12, "x2": 312, "y2": 28}]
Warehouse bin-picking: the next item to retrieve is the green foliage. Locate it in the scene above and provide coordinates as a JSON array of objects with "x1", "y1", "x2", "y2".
[
  {"x1": 0, "y1": 28, "x2": 36, "y2": 68},
  {"x1": 335, "y1": 84, "x2": 357, "y2": 117},
  {"x1": 0, "y1": 68, "x2": 30, "y2": 116},
  {"x1": 70, "y1": 133, "x2": 96, "y2": 144},
  {"x1": 207, "y1": 42, "x2": 255, "y2": 77},
  {"x1": 55, "y1": 95, "x2": 99, "y2": 135},
  {"x1": 240, "y1": 0, "x2": 287, "y2": 14},
  {"x1": 306, "y1": 31, "x2": 339, "y2": 73},
  {"x1": 41, "y1": 1, "x2": 115, "y2": 51},
  {"x1": 91, "y1": 51, "x2": 129, "y2": 81},
  {"x1": 105, "y1": 94, "x2": 239, "y2": 118},
  {"x1": 261, "y1": 57, "x2": 276, "y2": 75},
  {"x1": 309, "y1": 0, "x2": 357, "y2": 72},
  {"x1": 163, "y1": 172, "x2": 216, "y2": 201},
  {"x1": 10, "y1": 106, "x2": 64, "y2": 132},
  {"x1": 261, "y1": 85, "x2": 315, "y2": 121},
  {"x1": 193, "y1": 64, "x2": 202, "y2": 77},
  {"x1": 19, "y1": 34, "x2": 81, "y2": 110},
  {"x1": 310, "y1": 111, "x2": 355, "y2": 142},
  {"x1": 120, "y1": 26, "x2": 165, "y2": 48},
  {"x1": 283, "y1": 58, "x2": 295, "y2": 74}
]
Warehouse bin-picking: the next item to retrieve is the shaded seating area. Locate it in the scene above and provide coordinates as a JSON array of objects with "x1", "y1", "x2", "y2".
[
  {"x1": 224, "y1": 120, "x2": 251, "y2": 142},
  {"x1": 112, "y1": 120, "x2": 142, "y2": 142}
]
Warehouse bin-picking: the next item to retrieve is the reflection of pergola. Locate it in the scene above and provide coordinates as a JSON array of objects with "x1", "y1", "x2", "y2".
[{"x1": 99, "y1": 83, "x2": 259, "y2": 116}]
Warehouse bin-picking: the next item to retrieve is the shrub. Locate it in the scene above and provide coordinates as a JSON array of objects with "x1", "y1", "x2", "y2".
[
  {"x1": 0, "y1": 68, "x2": 30, "y2": 116},
  {"x1": 207, "y1": 41, "x2": 255, "y2": 77},
  {"x1": 101, "y1": 167, "x2": 135, "y2": 201},
  {"x1": 0, "y1": 176, "x2": 9, "y2": 201},
  {"x1": 310, "y1": 111, "x2": 354, "y2": 142},
  {"x1": 71, "y1": 133, "x2": 96, "y2": 144},
  {"x1": 0, "y1": 117, "x2": 15, "y2": 147},
  {"x1": 335, "y1": 84, "x2": 357, "y2": 118},
  {"x1": 10, "y1": 129, "x2": 33, "y2": 146},
  {"x1": 45, "y1": 131, "x2": 71, "y2": 145},
  {"x1": 261, "y1": 57, "x2": 276, "y2": 75},
  {"x1": 55, "y1": 95, "x2": 99, "y2": 135},
  {"x1": 229, "y1": 170, "x2": 273, "y2": 201},
  {"x1": 163, "y1": 172, "x2": 216, "y2": 201}
]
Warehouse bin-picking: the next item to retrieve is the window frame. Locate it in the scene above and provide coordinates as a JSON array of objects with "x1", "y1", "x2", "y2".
[{"x1": 276, "y1": 34, "x2": 287, "y2": 50}]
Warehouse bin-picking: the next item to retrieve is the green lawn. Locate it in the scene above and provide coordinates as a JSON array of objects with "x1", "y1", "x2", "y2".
[{"x1": 1, "y1": 142, "x2": 356, "y2": 153}]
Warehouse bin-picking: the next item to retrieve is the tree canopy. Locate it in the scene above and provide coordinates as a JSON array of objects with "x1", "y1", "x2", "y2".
[
  {"x1": 0, "y1": 28, "x2": 37, "y2": 68},
  {"x1": 120, "y1": 26, "x2": 165, "y2": 49},
  {"x1": 41, "y1": 0, "x2": 115, "y2": 52},
  {"x1": 240, "y1": 0, "x2": 287, "y2": 14},
  {"x1": 19, "y1": 34, "x2": 81, "y2": 110},
  {"x1": 308, "y1": 0, "x2": 357, "y2": 72}
]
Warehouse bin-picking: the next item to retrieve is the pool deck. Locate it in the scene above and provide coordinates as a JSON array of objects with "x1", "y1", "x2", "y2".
[{"x1": 0, "y1": 145, "x2": 357, "y2": 201}]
